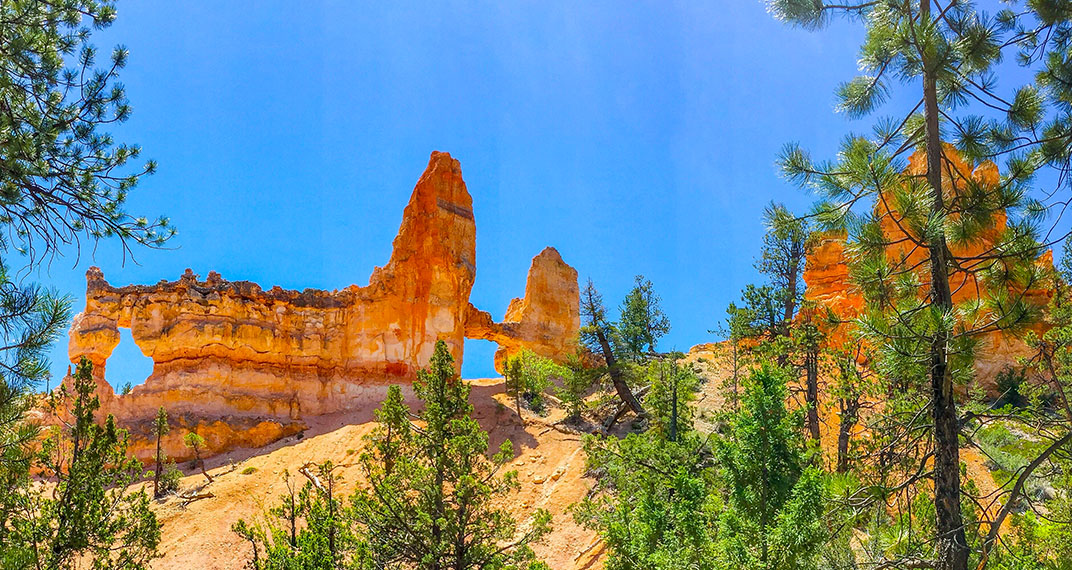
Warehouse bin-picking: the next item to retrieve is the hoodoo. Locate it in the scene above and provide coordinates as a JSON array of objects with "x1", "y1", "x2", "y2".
[
  {"x1": 801, "y1": 148, "x2": 1055, "y2": 393},
  {"x1": 465, "y1": 246, "x2": 581, "y2": 373}
]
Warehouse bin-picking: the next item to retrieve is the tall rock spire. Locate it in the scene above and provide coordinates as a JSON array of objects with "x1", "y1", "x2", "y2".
[{"x1": 369, "y1": 151, "x2": 477, "y2": 367}]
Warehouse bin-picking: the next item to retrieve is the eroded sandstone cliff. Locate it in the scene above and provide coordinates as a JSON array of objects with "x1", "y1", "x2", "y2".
[{"x1": 63, "y1": 151, "x2": 580, "y2": 461}]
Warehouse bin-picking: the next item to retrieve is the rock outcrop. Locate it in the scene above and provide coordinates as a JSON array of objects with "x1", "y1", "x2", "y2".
[
  {"x1": 63, "y1": 151, "x2": 580, "y2": 461},
  {"x1": 802, "y1": 148, "x2": 1054, "y2": 392},
  {"x1": 465, "y1": 247, "x2": 581, "y2": 372}
]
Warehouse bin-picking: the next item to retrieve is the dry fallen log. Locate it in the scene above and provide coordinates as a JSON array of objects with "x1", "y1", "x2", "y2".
[
  {"x1": 601, "y1": 385, "x2": 650, "y2": 434},
  {"x1": 177, "y1": 481, "x2": 215, "y2": 507},
  {"x1": 299, "y1": 463, "x2": 326, "y2": 493},
  {"x1": 574, "y1": 538, "x2": 602, "y2": 561},
  {"x1": 180, "y1": 492, "x2": 214, "y2": 506}
]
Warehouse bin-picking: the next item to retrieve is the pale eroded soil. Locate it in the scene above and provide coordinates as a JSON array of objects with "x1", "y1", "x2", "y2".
[
  {"x1": 148, "y1": 350, "x2": 1007, "y2": 569},
  {"x1": 148, "y1": 378, "x2": 602, "y2": 570}
]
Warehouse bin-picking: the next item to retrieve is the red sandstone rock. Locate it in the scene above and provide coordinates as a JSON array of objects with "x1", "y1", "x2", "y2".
[{"x1": 68, "y1": 152, "x2": 477, "y2": 426}]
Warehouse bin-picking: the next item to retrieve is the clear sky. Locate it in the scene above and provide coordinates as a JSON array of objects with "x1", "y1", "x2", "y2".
[{"x1": 37, "y1": 2, "x2": 890, "y2": 385}]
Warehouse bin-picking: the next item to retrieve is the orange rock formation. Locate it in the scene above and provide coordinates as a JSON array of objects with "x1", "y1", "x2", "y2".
[
  {"x1": 63, "y1": 151, "x2": 580, "y2": 461},
  {"x1": 465, "y1": 247, "x2": 581, "y2": 373},
  {"x1": 803, "y1": 148, "x2": 1054, "y2": 390}
]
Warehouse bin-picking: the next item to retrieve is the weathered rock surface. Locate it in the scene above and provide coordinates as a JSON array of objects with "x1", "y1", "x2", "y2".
[
  {"x1": 465, "y1": 247, "x2": 580, "y2": 373},
  {"x1": 62, "y1": 152, "x2": 580, "y2": 461},
  {"x1": 803, "y1": 148, "x2": 1054, "y2": 392}
]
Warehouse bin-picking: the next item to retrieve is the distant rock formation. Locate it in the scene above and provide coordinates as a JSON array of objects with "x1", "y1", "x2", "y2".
[
  {"x1": 63, "y1": 151, "x2": 580, "y2": 461},
  {"x1": 802, "y1": 148, "x2": 1054, "y2": 393},
  {"x1": 465, "y1": 247, "x2": 581, "y2": 373}
]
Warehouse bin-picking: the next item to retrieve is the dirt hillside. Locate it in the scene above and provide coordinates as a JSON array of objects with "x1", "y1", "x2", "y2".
[
  {"x1": 147, "y1": 378, "x2": 603, "y2": 570},
  {"x1": 147, "y1": 346, "x2": 1008, "y2": 569}
]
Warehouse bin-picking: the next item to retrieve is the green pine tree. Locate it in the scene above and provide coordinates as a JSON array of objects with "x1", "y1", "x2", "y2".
[
  {"x1": 351, "y1": 340, "x2": 551, "y2": 570},
  {"x1": 0, "y1": 3, "x2": 173, "y2": 564},
  {"x1": 714, "y1": 301, "x2": 756, "y2": 412},
  {"x1": 714, "y1": 365, "x2": 825, "y2": 570},
  {"x1": 152, "y1": 407, "x2": 170, "y2": 499},
  {"x1": 618, "y1": 275, "x2": 671, "y2": 361},
  {"x1": 981, "y1": 237, "x2": 1072, "y2": 569},
  {"x1": 573, "y1": 429, "x2": 719, "y2": 570},
  {"x1": 557, "y1": 352, "x2": 595, "y2": 422},
  {"x1": 756, "y1": 203, "x2": 811, "y2": 340},
  {"x1": 581, "y1": 279, "x2": 645, "y2": 421},
  {"x1": 232, "y1": 462, "x2": 358, "y2": 570},
  {"x1": 767, "y1": 2, "x2": 1072, "y2": 568},
  {"x1": 0, "y1": 261, "x2": 70, "y2": 475},
  {"x1": 183, "y1": 432, "x2": 214, "y2": 483},
  {"x1": 642, "y1": 358, "x2": 699, "y2": 443},
  {"x1": 729, "y1": 284, "x2": 787, "y2": 359},
  {"x1": 573, "y1": 361, "x2": 718, "y2": 570},
  {"x1": 505, "y1": 348, "x2": 572, "y2": 416},
  {"x1": 0, "y1": 358, "x2": 160, "y2": 570},
  {"x1": 0, "y1": 0, "x2": 173, "y2": 261}
]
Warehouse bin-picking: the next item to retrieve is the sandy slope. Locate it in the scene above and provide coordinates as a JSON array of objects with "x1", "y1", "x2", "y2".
[
  {"x1": 147, "y1": 378, "x2": 602, "y2": 570},
  {"x1": 147, "y1": 349, "x2": 1007, "y2": 569}
]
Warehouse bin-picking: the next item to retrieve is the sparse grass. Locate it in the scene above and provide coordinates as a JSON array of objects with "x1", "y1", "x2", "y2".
[
  {"x1": 978, "y1": 424, "x2": 1017, "y2": 449},
  {"x1": 975, "y1": 422, "x2": 1050, "y2": 498},
  {"x1": 977, "y1": 424, "x2": 1026, "y2": 482}
]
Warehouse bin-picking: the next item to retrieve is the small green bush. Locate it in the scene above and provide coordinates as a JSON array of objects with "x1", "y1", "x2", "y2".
[
  {"x1": 157, "y1": 461, "x2": 182, "y2": 496},
  {"x1": 557, "y1": 353, "x2": 594, "y2": 420},
  {"x1": 995, "y1": 367, "x2": 1028, "y2": 409},
  {"x1": 507, "y1": 349, "x2": 573, "y2": 416}
]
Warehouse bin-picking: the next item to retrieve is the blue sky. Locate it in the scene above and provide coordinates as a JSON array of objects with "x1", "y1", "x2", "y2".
[{"x1": 37, "y1": 2, "x2": 883, "y2": 385}]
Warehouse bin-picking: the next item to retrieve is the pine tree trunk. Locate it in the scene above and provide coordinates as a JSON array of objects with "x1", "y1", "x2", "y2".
[
  {"x1": 384, "y1": 426, "x2": 396, "y2": 476},
  {"x1": 836, "y1": 395, "x2": 858, "y2": 473},
  {"x1": 198, "y1": 453, "x2": 214, "y2": 483},
  {"x1": 515, "y1": 385, "x2": 523, "y2": 423},
  {"x1": 921, "y1": 3, "x2": 968, "y2": 567},
  {"x1": 289, "y1": 488, "x2": 297, "y2": 547},
  {"x1": 327, "y1": 475, "x2": 337, "y2": 568},
  {"x1": 732, "y1": 340, "x2": 739, "y2": 412},
  {"x1": 805, "y1": 347, "x2": 820, "y2": 441},
  {"x1": 153, "y1": 432, "x2": 163, "y2": 499},
  {"x1": 932, "y1": 357, "x2": 968, "y2": 570},
  {"x1": 596, "y1": 326, "x2": 644, "y2": 414},
  {"x1": 783, "y1": 269, "x2": 798, "y2": 336}
]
